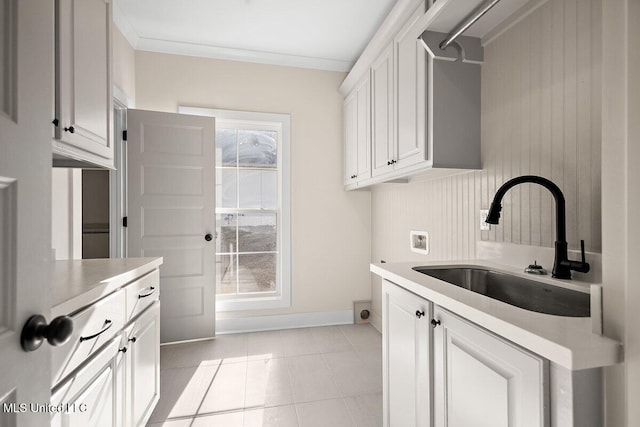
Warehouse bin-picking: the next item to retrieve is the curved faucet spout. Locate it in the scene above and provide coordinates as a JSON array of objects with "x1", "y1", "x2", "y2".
[{"x1": 485, "y1": 175, "x2": 588, "y2": 280}]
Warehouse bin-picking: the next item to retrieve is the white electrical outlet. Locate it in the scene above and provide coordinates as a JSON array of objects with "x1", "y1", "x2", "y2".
[
  {"x1": 410, "y1": 230, "x2": 430, "y2": 254},
  {"x1": 480, "y1": 209, "x2": 490, "y2": 231}
]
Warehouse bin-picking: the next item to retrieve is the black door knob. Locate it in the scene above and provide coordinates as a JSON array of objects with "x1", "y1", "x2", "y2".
[
  {"x1": 205, "y1": 233, "x2": 213, "y2": 241},
  {"x1": 21, "y1": 315, "x2": 74, "y2": 352}
]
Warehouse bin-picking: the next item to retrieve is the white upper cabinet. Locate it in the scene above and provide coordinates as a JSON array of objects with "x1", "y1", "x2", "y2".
[
  {"x1": 394, "y1": 4, "x2": 428, "y2": 170},
  {"x1": 340, "y1": 0, "x2": 484, "y2": 190},
  {"x1": 54, "y1": 0, "x2": 114, "y2": 169},
  {"x1": 344, "y1": 73, "x2": 371, "y2": 185},
  {"x1": 371, "y1": 43, "x2": 395, "y2": 177}
]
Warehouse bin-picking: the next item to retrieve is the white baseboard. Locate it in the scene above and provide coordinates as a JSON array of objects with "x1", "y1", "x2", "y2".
[{"x1": 216, "y1": 310, "x2": 354, "y2": 335}]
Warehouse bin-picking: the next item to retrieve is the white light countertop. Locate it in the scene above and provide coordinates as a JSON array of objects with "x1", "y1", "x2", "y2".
[
  {"x1": 371, "y1": 260, "x2": 623, "y2": 371},
  {"x1": 51, "y1": 257, "x2": 163, "y2": 317}
]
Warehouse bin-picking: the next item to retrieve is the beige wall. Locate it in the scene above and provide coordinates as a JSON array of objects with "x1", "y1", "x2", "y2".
[
  {"x1": 113, "y1": 26, "x2": 136, "y2": 104},
  {"x1": 134, "y1": 52, "x2": 372, "y2": 319}
]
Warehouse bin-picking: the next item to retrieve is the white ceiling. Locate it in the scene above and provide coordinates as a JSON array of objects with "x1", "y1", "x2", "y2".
[{"x1": 113, "y1": 0, "x2": 397, "y2": 72}]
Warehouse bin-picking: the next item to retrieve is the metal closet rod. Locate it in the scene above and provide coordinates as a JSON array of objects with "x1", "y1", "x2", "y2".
[{"x1": 439, "y1": 0, "x2": 502, "y2": 50}]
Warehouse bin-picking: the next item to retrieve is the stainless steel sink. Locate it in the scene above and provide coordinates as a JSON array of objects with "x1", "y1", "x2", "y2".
[{"x1": 412, "y1": 266, "x2": 590, "y2": 317}]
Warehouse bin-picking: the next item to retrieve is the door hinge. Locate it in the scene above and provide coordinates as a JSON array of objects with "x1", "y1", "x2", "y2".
[
  {"x1": 123, "y1": 217, "x2": 128, "y2": 227},
  {"x1": 122, "y1": 130, "x2": 128, "y2": 141}
]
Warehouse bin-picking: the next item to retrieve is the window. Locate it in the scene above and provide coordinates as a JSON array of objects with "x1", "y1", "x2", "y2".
[{"x1": 179, "y1": 107, "x2": 291, "y2": 311}]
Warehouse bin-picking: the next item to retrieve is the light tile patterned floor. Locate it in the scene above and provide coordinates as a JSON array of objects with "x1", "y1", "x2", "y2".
[{"x1": 147, "y1": 324, "x2": 383, "y2": 427}]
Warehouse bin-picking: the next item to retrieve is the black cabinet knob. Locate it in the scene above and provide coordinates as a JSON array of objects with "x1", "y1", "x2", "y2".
[
  {"x1": 64, "y1": 126, "x2": 75, "y2": 133},
  {"x1": 205, "y1": 233, "x2": 213, "y2": 241},
  {"x1": 431, "y1": 319, "x2": 441, "y2": 328},
  {"x1": 21, "y1": 315, "x2": 74, "y2": 352},
  {"x1": 415, "y1": 310, "x2": 425, "y2": 319}
]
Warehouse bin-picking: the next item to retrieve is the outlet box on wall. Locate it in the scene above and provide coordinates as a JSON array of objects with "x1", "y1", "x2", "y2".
[
  {"x1": 410, "y1": 230, "x2": 430, "y2": 254},
  {"x1": 480, "y1": 209, "x2": 490, "y2": 231},
  {"x1": 354, "y1": 300, "x2": 372, "y2": 324}
]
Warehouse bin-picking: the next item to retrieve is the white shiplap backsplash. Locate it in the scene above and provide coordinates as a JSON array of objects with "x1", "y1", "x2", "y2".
[{"x1": 371, "y1": 0, "x2": 601, "y2": 270}]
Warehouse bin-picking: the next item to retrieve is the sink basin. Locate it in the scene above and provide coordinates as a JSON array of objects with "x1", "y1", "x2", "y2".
[{"x1": 412, "y1": 266, "x2": 590, "y2": 317}]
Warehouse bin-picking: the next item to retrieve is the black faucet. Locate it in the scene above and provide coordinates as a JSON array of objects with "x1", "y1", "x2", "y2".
[{"x1": 485, "y1": 175, "x2": 590, "y2": 279}]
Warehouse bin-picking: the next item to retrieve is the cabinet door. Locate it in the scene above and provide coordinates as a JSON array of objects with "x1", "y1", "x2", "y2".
[
  {"x1": 344, "y1": 74, "x2": 371, "y2": 185},
  {"x1": 355, "y1": 73, "x2": 371, "y2": 181},
  {"x1": 433, "y1": 307, "x2": 548, "y2": 427},
  {"x1": 54, "y1": 0, "x2": 114, "y2": 168},
  {"x1": 343, "y1": 92, "x2": 358, "y2": 185},
  {"x1": 51, "y1": 339, "x2": 120, "y2": 427},
  {"x1": 128, "y1": 303, "x2": 161, "y2": 427},
  {"x1": 371, "y1": 43, "x2": 395, "y2": 177},
  {"x1": 382, "y1": 280, "x2": 431, "y2": 427},
  {"x1": 394, "y1": 2, "x2": 428, "y2": 169}
]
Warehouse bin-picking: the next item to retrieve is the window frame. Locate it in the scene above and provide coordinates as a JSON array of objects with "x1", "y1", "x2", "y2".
[{"x1": 179, "y1": 106, "x2": 291, "y2": 311}]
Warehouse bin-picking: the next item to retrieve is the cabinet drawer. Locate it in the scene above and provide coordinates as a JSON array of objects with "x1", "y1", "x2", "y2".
[
  {"x1": 125, "y1": 269, "x2": 160, "y2": 322},
  {"x1": 52, "y1": 290, "x2": 126, "y2": 386}
]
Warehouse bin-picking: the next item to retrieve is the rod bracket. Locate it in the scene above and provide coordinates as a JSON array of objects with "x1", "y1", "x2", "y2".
[{"x1": 419, "y1": 31, "x2": 484, "y2": 64}]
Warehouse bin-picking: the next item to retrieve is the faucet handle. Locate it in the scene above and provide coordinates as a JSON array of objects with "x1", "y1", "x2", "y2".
[{"x1": 580, "y1": 240, "x2": 586, "y2": 264}]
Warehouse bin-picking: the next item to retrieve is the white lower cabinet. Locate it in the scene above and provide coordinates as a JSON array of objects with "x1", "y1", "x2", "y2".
[
  {"x1": 382, "y1": 280, "x2": 432, "y2": 427},
  {"x1": 51, "y1": 266, "x2": 161, "y2": 426},
  {"x1": 432, "y1": 306, "x2": 547, "y2": 427},
  {"x1": 51, "y1": 338, "x2": 121, "y2": 427},
  {"x1": 382, "y1": 280, "x2": 548, "y2": 427},
  {"x1": 126, "y1": 302, "x2": 161, "y2": 427}
]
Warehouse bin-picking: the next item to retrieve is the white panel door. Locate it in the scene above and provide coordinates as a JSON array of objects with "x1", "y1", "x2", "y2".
[
  {"x1": 0, "y1": 0, "x2": 54, "y2": 425},
  {"x1": 382, "y1": 280, "x2": 431, "y2": 427},
  {"x1": 433, "y1": 307, "x2": 548, "y2": 427},
  {"x1": 127, "y1": 109, "x2": 216, "y2": 343}
]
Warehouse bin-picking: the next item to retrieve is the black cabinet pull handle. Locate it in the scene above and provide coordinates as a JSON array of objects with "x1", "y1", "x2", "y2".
[
  {"x1": 64, "y1": 126, "x2": 75, "y2": 133},
  {"x1": 119, "y1": 347, "x2": 127, "y2": 353},
  {"x1": 128, "y1": 337, "x2": 137, "y2": 343},
  {"x1": 79, "y1": 319, "x2": 112, "y2": 342},
  {"x1": 138, "y1": 286, "x2": 156, "y2": 299},
  {"x1": 431, "y1": 319, "x2": 441, "y2": 328},
  {"x1": 205, "y1": 233, "x2": 213, "y2": 242},
  {"x1": 387, "y1": 161, "x2": 391, "y2": 166},
  {"x1": 415, "y1": 310, "x2": 425, "y2": 319}
]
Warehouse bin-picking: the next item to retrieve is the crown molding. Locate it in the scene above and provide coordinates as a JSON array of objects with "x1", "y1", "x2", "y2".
[
  {"x1": 112, "y1": 1, "x2": 140, "y2": 49},
  {"x1": 112, "y1": 5, "x2": 352, "y2": 72}
]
